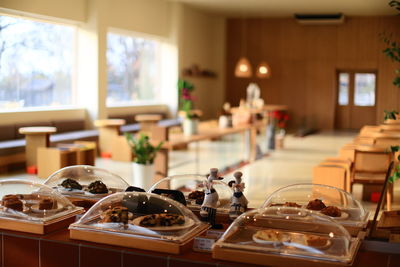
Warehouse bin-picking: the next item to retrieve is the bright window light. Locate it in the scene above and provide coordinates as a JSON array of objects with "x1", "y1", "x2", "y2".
[
  {"x1": 0, "y1": 14, "x2": 76, "y2": 110},
  {"x1": 107, "y1": 32, "x2": 164, "y2": 106}
]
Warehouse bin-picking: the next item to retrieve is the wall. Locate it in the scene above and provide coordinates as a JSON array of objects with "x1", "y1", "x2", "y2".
[
  {"x1": 178, "y1": 5, "x2": 226, "y2": 120},
  {"x1": 226, "y1": 17, "x2": 400, "y2": 130},
  {"x1": 0, "y1": 0, "x2": 226, "y2": 126}
]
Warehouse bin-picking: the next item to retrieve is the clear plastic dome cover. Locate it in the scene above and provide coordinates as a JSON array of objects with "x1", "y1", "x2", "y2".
[
  {"x1": 262, "y1": 183, "x2": 369, "y2": 229},
  {"x1": 70, "y1": 192, "x2": 206, "y2": 243},
  {"x1": 0, "y1": 179, "x2": 82, "y2": 222},
  {"x1": 214, "y1": 207, "x2": 358, "y2": 264},
  {"x1": 148, "y1": 174, "x2": 233, "y2": 213},
  {"x1": 44, "y1": 165, "x2": 130, "y2": 199}
]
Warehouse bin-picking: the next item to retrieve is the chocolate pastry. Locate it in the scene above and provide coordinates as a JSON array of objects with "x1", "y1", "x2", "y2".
[
  {"x1": 39, "y1": 198, "x2": 55, "y2": 210},
  {"x1": 100, "y1": 206, "x2": 133, "y2": 224},
  {"x1": 87, "y1": 180, "x2": 108, "y2": 194},
  {"x1": 306, "y1": 235, "x2": 329, "y2": 247},
  {"x1": 188, "y1": 190, "x2": 205, "y2": 205},
  {"x1": 2, "y1": 195, "x2": 23, "y2": 211},
  {"x1": 321, "y1": 206, "x2": 342, "y2": 217},
  {"x1": 306, "y1": 199, "x2": 326, "y2": 211},
  {"x1": 283, "y1": 202, "x2": 301, "y2": 208},
  {"x1": 139, "y1": 213, "x2": 185, "y2": 227},
  {"x1": 61, "y1": 178, "x2": 83, "y2": 190}
]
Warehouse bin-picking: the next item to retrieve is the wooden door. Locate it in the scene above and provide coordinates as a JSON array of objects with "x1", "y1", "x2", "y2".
[{"x1": 335, "y1": 71, "x2": 377, "y2": 130}]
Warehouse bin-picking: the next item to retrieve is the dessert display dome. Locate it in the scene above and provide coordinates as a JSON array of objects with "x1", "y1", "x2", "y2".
[
  {"x1": 44, "y1": 165, "x2": 130, "y2": 200},
  {"x1": 262, "y1": 183, "x2": 369, "y2": 235},
  {"x1": 69, "y1": 192, "x2": 209, "y2": 254},
  {"x1": 213, "y1": 206, "x2": 360, "y2": 266},
  {"x1": 148, "y1": 174, "x2": 233, "y2": 213},
  {"x1": 0, "y1": 179, "x2": 83, "y2": 234}
]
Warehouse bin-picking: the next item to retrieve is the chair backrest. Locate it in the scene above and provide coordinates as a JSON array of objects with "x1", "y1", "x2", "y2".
[
  {"x1": 353, "y1": 146, "x2": 392, "y2": 173},
  {"x1": 313, "y1": 165, "x2": 347, "y2": 192},
  {"x1": 339, "y1": 144, "x2": 357, "y2": 161},
  {"x1": 359, "y1": 125, "x2": 381, "y2": 136}
]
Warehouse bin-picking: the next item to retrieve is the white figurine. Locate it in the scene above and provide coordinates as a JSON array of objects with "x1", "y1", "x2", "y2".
[
  {"x1": 229, "y1": 171, "x2": 248, "y2": 220},
  {"x1": 200, "y1": 168, "x2": 223, "y2": 228}
]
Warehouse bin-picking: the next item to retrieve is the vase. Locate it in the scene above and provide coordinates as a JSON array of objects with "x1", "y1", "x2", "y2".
[
  {"x1": 183, "y1": 118, "x2": 199, "y2": 136},
  {"x1": 131, "y1": 162, "x2": 155, "y2": 191},
  {"x1": 266, "y1": 123, "x2": 276, "y2": 151}
]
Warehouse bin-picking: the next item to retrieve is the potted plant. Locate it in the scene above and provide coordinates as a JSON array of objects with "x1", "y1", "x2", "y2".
[
  {"x1": 270, "y1": 110, "x2": 289, "y2": 149},
  {"x1": 125, "y1": 133, "x2": 163, "y2": 190},
  {"x1": 178, "y1": 79, "x2": 200, "y2": 135},
  {"x1": 384, "y1": 110, "x2": 399, "y2": 123}
]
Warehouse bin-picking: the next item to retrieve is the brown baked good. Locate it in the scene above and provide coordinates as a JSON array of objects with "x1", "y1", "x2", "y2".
[
  {"x1": 100, "y1": 206, "x2": 133, "y2": 224},
  {"x1": 138, "y1": 213, "x2": 185, "y2": 227},
  {"x1": 321, "y1": 206, "x2": 342, "y2": 217},
  {"x1": 2, "y1": 195, "x2": 23, "y2": 211},
  {"x1": 88, "y1": 180, "x2": 108, "y2": 194},
  {"x1": 306, "y1": 235, "x2": 329, "y2": 248},
  {"x1": 39, "y1": 198, "x2": 56, "y2": 210},
  {"x1": 253, "y1": 229, "x2": 287, "y2": 242},
  {"x1": 188, "y1": 190, "x2": 205, "y2": 205},
  {"x1": 306, "y1": 199, "x2": 326, "y2": 211},
  {"x1": 283, "y1": 202, "x2": 301, "y2": 208}
]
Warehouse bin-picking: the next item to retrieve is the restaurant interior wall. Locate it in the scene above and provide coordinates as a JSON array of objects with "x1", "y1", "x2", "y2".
[{"x1": 225, "y1": 16, "x2": 400, "y2": 130}]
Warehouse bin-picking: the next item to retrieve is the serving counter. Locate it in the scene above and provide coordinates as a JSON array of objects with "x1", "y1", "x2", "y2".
[{"x1": 1, "y1": 225, "x2": 399, "y2": 267}]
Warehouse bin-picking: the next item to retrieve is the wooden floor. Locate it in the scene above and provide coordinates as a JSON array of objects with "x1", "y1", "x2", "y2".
[{"x1": 1, "y1": 131, "x2": 399, "y2": 214}]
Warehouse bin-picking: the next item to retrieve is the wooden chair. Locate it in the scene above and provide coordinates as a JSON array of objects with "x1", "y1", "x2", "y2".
[
  {"x1": 313, "y1": 163, "x2": 349, "y2": 193},
  {"x1": 372, "y1": 132, "x2": 400, "y2": 147},
  {"x1": 351, "y1": 145, "x2": 393, "y2": 210},
  {"x1": 359, "y1": 125, "x2": 382, "y2": 136},
  {"x1": 381, "y1": 124, "x2": 400, "y2": 134},
  {"x1": 338, "y1": 143, "x2": 357, "y2": 161}
]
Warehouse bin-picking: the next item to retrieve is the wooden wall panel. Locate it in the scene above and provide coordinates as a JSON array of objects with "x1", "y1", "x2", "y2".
[{"x1": 225, "y1": 16, "x2": 400, "y2": 130}]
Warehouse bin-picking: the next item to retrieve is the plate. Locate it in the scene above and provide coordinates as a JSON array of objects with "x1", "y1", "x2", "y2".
[
  {"x1": 30, "y1": 203, "x2": 65, "y2": 214},
  {"x1": 84, "y1": 190, "x2": 111, "y2": 197},
  {"x1": 57, "y1": 187, "x2": 85, "y2": 195},
  {"x1": 131, "y1": 216, "x2": 195, "y2": 231}
]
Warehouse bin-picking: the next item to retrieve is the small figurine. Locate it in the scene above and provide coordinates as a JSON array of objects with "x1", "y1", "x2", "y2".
[
  {"x1": 229, "y1": 171, "x2": 248, "y2": 220},
  {"x1": 200, "y1": 168, "x2": 223, "y2": 229}
]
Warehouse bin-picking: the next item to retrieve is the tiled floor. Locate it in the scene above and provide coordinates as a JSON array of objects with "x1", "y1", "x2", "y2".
[{"x1": 1, "y1": 131, "x2": 399, "y2": 214}]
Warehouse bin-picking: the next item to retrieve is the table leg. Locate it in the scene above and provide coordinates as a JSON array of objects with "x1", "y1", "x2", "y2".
[
  {"x1": 98, "y1": 126, "x2": 120, "y2": 154},
  {"x1": 25, "y1": 134, "x2": 49, "y2": 167},
  {"x1": 154, "y1": 148, "x2": 169, "y2": 185}
]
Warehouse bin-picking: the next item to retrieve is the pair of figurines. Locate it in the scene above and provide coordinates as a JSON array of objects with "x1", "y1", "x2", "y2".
[{"x1": 200, "y1": 168, "x2": 248, "y2": 228}]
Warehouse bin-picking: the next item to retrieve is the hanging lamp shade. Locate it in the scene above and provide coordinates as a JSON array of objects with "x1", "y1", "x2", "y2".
[
  {"x1": 234, "y1": 57, "x2": 252, "y2": 78},
  {"x1": 256, "y1": 61, "x2": 271, "y2": 78}
]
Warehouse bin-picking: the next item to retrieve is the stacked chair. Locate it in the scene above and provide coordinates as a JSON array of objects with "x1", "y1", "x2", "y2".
[{"x1": 313, "y1": 119, "x2": 400, "y2": 210}]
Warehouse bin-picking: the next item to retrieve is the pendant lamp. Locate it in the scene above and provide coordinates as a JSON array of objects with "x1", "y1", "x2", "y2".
[
  {"x1": 234, "y1": 18, "x2": 252, "y2": 78},
  {"x1": 256, "y1": 20, "x2": 271, "y2": 79},
  {"x1": 256, "y1": 61, "x2": 271, "y2": 78},
  {"x1": 235, "y1": 57, "x2": 252, "y2": 77}
]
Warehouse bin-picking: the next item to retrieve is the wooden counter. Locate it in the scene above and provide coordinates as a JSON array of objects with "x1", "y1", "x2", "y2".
[{"x1": 0, "y1": 227, "x2": 399, "y2": 267}]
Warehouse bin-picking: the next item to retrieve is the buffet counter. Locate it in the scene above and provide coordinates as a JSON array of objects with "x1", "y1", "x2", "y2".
[{"x1": 1, "y1": 227, "x2": 399, "y2": 267}]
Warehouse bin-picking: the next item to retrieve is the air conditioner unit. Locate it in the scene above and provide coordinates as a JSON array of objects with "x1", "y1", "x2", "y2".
[{"x1": 294, "y1": 13, "x2": 345, "y2": 25}]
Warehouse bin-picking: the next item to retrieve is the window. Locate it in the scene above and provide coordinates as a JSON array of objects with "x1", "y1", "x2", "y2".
[
  {"x1": 337, "y1": 71, "x2": 376, "y2": 107},
  {"x1": 338, "y1": 73, "x2": 349, "y2": 106},
  {"x1": 0, "y1": 14, "x2": 76, "y2": 110},
  {"x1": 107, "y1": 32, "x2": 162, "y2": 106},
  {"x1": 354, "y1": 73, "x2": 376, "y2": 106}
]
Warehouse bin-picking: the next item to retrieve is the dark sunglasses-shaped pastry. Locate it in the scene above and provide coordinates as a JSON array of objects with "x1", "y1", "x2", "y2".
[
  {"x1": 306, "y1": 199, "x2": 326, "y2": 211},
  {"x1": 61, "y1": 178, "x2": 83, "y2": 190},
  {"x1": 87, "y1": 180, "x2": 108, "y2": 194}
]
